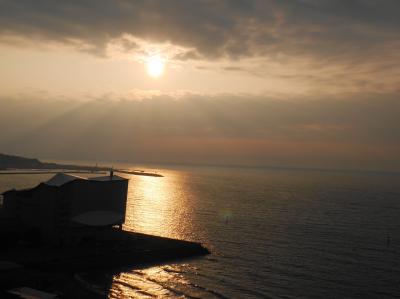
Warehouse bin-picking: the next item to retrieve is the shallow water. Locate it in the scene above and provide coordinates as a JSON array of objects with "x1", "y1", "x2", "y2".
[{"x1": 1, "y1": 165, "x2": 400, "y2": 298}]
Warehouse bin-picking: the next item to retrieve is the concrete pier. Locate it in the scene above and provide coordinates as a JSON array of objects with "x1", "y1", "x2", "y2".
[{"x1": 0, "y1": 228, "x2": 209, "y2": 298}]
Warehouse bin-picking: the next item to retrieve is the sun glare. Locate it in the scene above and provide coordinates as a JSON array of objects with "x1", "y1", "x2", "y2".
[{"x1": 146, "y1": 55, "x2": 165, "y2": 78}]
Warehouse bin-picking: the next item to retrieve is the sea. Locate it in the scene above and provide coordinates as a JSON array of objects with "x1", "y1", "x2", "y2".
[{"x1": 1, "y1": 163, "x2": 400, "y2": 298}]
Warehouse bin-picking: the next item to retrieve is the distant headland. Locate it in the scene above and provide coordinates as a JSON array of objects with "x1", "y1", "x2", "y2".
[
  {"x1": 0, "y1": 153, "x2": 163, "y2": 177},
  {"x1": 0, "y1": 153, "x2": 99, "y2": 172}
]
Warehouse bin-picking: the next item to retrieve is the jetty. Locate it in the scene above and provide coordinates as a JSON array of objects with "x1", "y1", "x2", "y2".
[
  {"x1": 1, "y1": 229, "x2": 209, "y2": 272},
  {"x1": 0, "y1": 229, "x2": 209, "y2": 298}
]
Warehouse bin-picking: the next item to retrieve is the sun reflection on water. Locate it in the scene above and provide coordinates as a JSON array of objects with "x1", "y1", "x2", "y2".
[
  {"x1": 110, "y1": 170, "x2": 205, "y2": 298},
  {"x1": 110, "y1": 265, "x2": 199, "y2": 299},
  {"x1": 123, "y1": 169, "x2": 195, "y2": 241}
]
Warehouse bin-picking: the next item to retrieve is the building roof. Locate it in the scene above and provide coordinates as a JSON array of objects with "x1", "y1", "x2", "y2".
[
  {"x1": 44, "y1": 173, "x2": 127, "y2": 187},
  {"x1": 44, "y1": 173, "x2": 86, "y2": 187},
  {"x1": 89, "y1": 175, "x2": 126, "y2": 181}
]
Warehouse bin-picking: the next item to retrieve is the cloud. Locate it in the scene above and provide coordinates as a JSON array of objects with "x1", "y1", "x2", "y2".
[
  {"x1": 0, "y1": 0, "x2": 399, "y2": 63},
  {"x1": 1, "y1": 1, "x2": 399, "y2": 170},
  {"x1": 0, "y1": 91, "x2": 399, "y2": 170},
  {"x1": 1, "y1": 0, "x2": 398, "y2": 95}
]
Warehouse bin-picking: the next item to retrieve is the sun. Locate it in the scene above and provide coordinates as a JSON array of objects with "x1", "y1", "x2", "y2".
[{"x1": 146, "y1": 55, "x2": 165, "y2": 78}]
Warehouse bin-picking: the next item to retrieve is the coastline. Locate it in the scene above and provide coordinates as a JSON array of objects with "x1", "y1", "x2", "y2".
[
  {"x1": 0, "y1": 229, "x2": 209, "y2": 298},
  {"x1": 0, "y1": 153, "x2": 163, "y2": 177}
]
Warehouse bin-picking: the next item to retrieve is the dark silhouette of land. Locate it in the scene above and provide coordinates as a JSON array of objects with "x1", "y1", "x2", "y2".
[
  {"x1": 0, "y1": 228, "x2": 209, "y2": 298},
  {"x1": 0, "y1": 153, "x2": 91, "y2": 171},
  {"x1": 0, "y1": 153, "x2": 163, "y2": 177}
]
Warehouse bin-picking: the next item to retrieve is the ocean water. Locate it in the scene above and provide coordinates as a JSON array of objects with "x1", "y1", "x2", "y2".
[{"x1": 1, "y1": 165, "x2": 400, "y2": 298}]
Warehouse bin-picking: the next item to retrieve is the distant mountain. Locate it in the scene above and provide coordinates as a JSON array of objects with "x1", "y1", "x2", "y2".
[
  {"x1": 0, "y1": 153, "x2": 100, "y2": 171},
  {"x1": 0, "y1": 153, "x2": 45, "y2": 170}
]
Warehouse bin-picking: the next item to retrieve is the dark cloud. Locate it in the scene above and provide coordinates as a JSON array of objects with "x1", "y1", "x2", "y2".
[{"x1": 0, "y1": 0, "x2": 399, "y2": 62}]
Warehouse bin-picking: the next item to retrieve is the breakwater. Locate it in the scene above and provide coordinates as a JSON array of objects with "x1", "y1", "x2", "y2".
[{"x1": 0, "y1": 229, "x2": 209, "y2": 297}]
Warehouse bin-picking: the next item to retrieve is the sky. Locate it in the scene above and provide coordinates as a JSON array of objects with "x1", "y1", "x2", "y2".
[{"x1": 0, "y1": 0, "x2": 399, "y2": 171}]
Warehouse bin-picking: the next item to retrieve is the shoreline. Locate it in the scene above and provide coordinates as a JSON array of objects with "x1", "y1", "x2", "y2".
[
  {"x1": 0, "y1": 229, "x2": 209, "y2": 298},
  {"x1": 0, "y1": 153, "x2": 163, "y2": 177}
]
